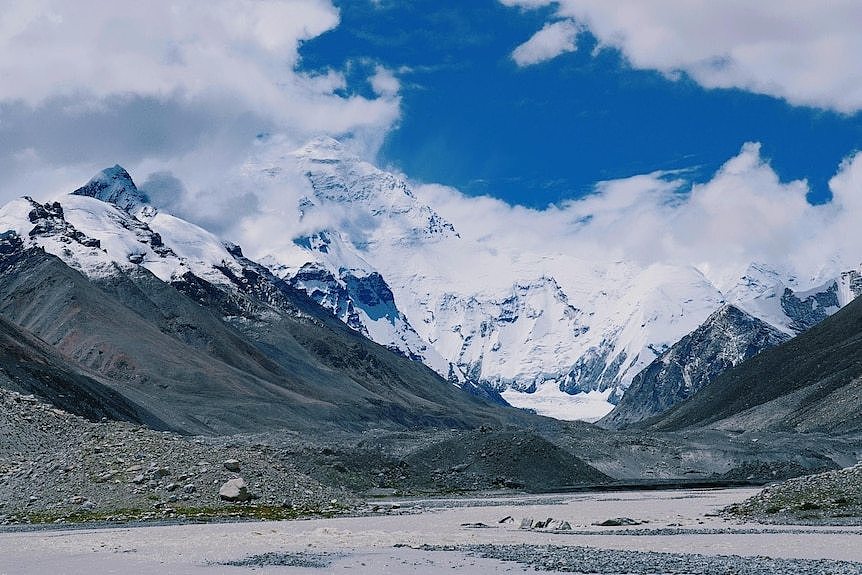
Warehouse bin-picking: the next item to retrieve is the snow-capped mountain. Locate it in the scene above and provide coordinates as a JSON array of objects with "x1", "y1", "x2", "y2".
[
  {"x1": 0, "y1": 167, "x2": 298, "y2": 319},
  {"x1": 243, "y1": 137, "x2": 862, "y2": 422},
  {"x1": 5, "y1": 147, "x2": 857, "y2": 425},
  {"x1": 0, "y1": 168, "x2": 530, "y2": 435},
  {"x1": 262, "y1": 231, "x2": 456, "y2": 381}
]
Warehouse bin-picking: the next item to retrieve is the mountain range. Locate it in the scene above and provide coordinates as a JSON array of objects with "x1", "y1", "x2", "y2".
[
  {"x1": 237, "y1": 137, "x2": 862, "y2": 423},
  {"x1": 0, "y1": 169, "x2": 529, "y2": 435},
  {"x1": 0, "y1": 138, "x2": 860, "y2": 431}
]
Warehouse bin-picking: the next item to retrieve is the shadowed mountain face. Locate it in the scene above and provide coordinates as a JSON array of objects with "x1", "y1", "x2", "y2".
[
  {"x1": 0, "y1": 237, "x2": 532, "y2": 435},
  {"x1": 647, "y1": 293, "x2": 862, "y2": 434},
  {"x1": 600, "y1": 305, "x2": 790, "y2": 430},
  {"x1": 0, "y1": 310, "x2": 166, "y2": 428}
]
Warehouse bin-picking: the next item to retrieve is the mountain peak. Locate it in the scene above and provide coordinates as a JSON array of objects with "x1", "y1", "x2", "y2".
[
  {"x1": 72, "y1": 165, "x2": 149, "y2": 213},
  {"x1": 294, "y1": 136, "x2": 355, "y2": 163}
]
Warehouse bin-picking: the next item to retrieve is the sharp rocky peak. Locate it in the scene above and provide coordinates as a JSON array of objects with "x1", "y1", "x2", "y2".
[{"x1": 72, "y1": 165, "x2": 150, "y2": 214}]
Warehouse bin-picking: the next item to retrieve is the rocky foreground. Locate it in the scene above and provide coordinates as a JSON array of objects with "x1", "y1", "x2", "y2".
[
  {"x1": 726, "y1": 462, "x2": 862, "y2": 525},
  {"x1": 0, "y1": 386, "x2": 606, "y2": 526},
  {"x1": 5, "y1": 383, "x2": 862, "y2": 530},
  {"x1": 0, "y1": 389, "x2": 355, "y2": 525}
]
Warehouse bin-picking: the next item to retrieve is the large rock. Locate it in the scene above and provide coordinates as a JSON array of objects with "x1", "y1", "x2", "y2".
[{"x1": 219, "y1": 478, "x2": 250, "y2": 502}]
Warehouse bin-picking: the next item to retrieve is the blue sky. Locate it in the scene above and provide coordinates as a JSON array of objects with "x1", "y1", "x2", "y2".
[
  {"x1": 299, "y1": 0, "x2": 861, "y2": 207},
  {"x1": 1, "y1": 0, "x2": 862, "y2": 270}
]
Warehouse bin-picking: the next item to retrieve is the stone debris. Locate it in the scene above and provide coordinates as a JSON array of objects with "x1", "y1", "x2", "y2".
[
  {"x1": 0, "y1": 388, "x2": 356, "y2": 525},
  {"x1": 510, "y1": 517, "x2": 581, "y2": 531},
  {"x1": 425, "y1": 543, "x2": 862, "y2": 575},
  {"x1": 726, "y1": 462, "x2": 862, "y2": 524}
]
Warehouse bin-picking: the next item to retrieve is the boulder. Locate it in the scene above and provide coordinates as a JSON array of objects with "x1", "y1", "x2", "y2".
[
  {"x1": 219, "y1": 478, "x2": 250, "y2": 502},
  {"x1": 593, "y1": 517, "x2": 641, "y2": 527}
]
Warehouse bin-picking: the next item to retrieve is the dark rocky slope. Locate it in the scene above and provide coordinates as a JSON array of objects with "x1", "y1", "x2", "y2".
[
  {"x1": 0, "y1": 242, "x2": 533, "y2": 435},
  {"x1": 647, "y1": 293, "x2": 862, "y2": 433},
  {"x1": 601, "y1": 305, "x2": 789, "y2": 429},
  {"x1": 0, "y1": 313, "x2": 164, "y2": 427}
]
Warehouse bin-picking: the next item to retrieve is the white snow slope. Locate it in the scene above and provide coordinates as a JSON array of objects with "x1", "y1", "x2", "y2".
[{"x1": 0, "y1": 168, "x2": 263, "y2": 311}]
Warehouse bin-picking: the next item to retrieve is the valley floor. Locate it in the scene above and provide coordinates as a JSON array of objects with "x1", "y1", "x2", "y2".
[{"x1": 3, "y1": 487, "x2": 862, "y2": 574}]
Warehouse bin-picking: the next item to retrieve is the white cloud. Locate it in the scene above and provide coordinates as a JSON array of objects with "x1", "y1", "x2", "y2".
[
  {"x1": 414, "y1": 142, "x2": 861, "y2": 288},
  {"x1": 369, "y1": 65, "x2": 401, "y2": 97},
  {"x1": 0, "y1": 1, "x2": 335, "y2": 107},
  {"x1": 512, "y1": 20, "x2": 579, "y2": 67},
  {"x1": 501, "y1": 1, "x2": 862, "y2": 113},
  {"x1": 0, "y1": 0, "x2": 401, "y2": 204}
]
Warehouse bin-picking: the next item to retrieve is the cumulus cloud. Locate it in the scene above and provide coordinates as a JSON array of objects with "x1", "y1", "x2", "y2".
[
  {"x1": 415, "y1": 142, "x2": 862, "y2": 288},
  {"x1": 369, "y1": 65, "x2": 401, "y2": 98},
  {"x1": 0, "y1": 0, "x2": 401, "y2": 204},
  {"x1": 500, "y1": 0, "x2": 862, "y2": 113},
  {"x1": 512, "y1": 19, "x2": 579, "y2": 67}
]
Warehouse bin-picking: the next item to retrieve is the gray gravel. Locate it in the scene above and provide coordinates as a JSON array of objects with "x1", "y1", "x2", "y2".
[
  {"x1": 220, "y1": 551, "x2": 339, "y2": 568},
  {"x1": 425, "y1": 543, "x2": 862, "y2": 574},
  {"x1": 545, "y1": 527, "x2": 862, "y2": 536}
]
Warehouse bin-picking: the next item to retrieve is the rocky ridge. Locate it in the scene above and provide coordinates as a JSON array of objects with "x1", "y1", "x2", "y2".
[{"x1": 601, "y1": 305, "x2": 791, "y2": 429}]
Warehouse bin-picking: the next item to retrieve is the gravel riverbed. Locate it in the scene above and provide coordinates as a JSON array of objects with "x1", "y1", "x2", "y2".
[{"x1": 3, "y1": 487, "x2": 862, "y2": 574}]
